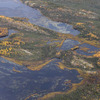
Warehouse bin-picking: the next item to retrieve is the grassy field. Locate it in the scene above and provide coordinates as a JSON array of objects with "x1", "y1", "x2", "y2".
[
  {"x1": 21, "y1": 0, "x2": 100, "y2": 38},
  {"x1": 0, "y1": 0, "x2": 100, "y2": 99},
  {"x1": 48, "y1": 72, "x2": 100, "y2": 100},
  {"x1": 0, "y1": 16, "x2": 60, "y2": 68},
  {"x1": 20, "y1": 0, "x2": 100, "y2": 100}
]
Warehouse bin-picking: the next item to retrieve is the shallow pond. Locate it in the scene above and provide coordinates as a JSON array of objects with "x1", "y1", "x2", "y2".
[
  {"x1": 59, "y1": 39, "x2": 80, "y2": 51},
  {"x1": 75, "y1": 43, "x2": 100, "y2": 56},
  {"x1": 0, "y1": 58, "x2": 82, "y2": 100},
  {"x1": 0, "y1": 0, "x2": 86, "y2": 99},
  {"x1": 47, "y1": 39, "x2": 80, "y2": 51},
  {"x1": 0, "y1": 0, "x2": 80, "y2": 35}
]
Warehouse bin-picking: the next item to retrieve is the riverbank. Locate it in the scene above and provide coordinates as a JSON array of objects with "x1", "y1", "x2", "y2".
[{"x1": 20, "y1": 0, "x2": 100, "y2": 48}]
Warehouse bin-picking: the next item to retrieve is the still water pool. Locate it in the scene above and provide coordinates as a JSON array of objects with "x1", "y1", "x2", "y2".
[
  {"x1": 0, "y1": 0, "x2": 80, "y2": 35},
  {"x1": 0, "y1": 58, "x2": 82, "y2": 100}
]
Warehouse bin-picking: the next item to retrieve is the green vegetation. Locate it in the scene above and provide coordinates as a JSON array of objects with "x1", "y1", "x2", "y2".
[
  {"x1": 0, "y1": 16, "x2": 59, "y2": 66},
  {"x1": 20, "y1": 0, "x2": 100, "y2": 99},
  {"x1": 21, "y1": 0, "x2": 100, "y2": 39},
  {"x1": 0, "y1": 0, "x2": 100, "y2": 100}
]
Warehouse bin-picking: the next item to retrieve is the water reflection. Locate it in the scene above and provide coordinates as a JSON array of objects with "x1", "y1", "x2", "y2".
[
  {"x1": 0, "y1": 0, "x2": 80, "y2": 35},
  {"x1": 0, "y1": 58, "x2": 82, "y2": 100},
  {"x1": 60, "y1": 39, "x2": 80, "y2": 51},
  {"x1": 0, "y1": 0, "x2": 83, "y2": 99}
]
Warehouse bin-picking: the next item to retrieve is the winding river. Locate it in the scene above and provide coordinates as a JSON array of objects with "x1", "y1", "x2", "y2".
[{"x1": 0, "y1": 0, "x2": 99, "y2": 100}]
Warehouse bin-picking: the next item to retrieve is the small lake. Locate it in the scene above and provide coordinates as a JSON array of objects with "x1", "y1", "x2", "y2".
[
  {"x1": 0, "y1": 58, "x2": 82, "y2": 100},
  {"x1": 75, "y1": 43, "x2": 100, "y2": 56},
  {"x1": 0, "y1": 0, "x2": 80, "y2": 35},
  {"x1": 59, "y1": 39, "x2": 80, "y2": 51},
  {"x1": 47, "y1": 39, "x2": 100, "y2": 56}
]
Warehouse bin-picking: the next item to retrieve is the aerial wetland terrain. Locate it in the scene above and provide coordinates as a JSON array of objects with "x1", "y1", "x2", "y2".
[{"x1": 0, "y1": 0, "x2": 100, "y2": 100}]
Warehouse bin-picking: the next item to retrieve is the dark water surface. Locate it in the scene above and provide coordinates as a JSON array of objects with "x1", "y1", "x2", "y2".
[
  {"x1": 75, "y1": 43, "x2": 100, "y2": 56},
  {"x1": 0, "y1": 58, "x2": 82, "y2": 100},
  {"x1": 59, "y1": 39, "x2": 80, "y2": 51},
  {"x1": 47, "y1": 39, "x2": 100, "y2": 56},
  {"x1": 0, "y1": 0, "x2": 80, "y2": 35}
]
